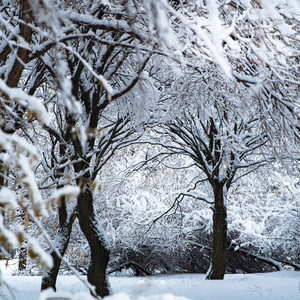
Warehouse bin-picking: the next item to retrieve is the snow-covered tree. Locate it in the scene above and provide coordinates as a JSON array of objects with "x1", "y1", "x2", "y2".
[
  {"x1": 151, "y1": 66, "x2": 271, "y2": 279},
  {"x1": 143, "y1": 0, "x2": 300, "y2": 280},
  {"x1": 0, "y1": 0, "x2": 52, "y2": 278},
  {"x1": 77, "y1": 140, "x2": 300, "y2": 276},
  {"x1": 0, "y1": 0, "x2": 177, "y2": 296},
  {"x1": 228, "y1": 166, "x2": 300, "y2": 270},
  {"x1": 1, "y1": 1, "x2": 300, "y2": 297},
  {"x1": 21, "y1": 1, "x2": 166, "y2": 297},
  {"x1": 171, "y1": 0, "x2": 300, "y2": 153}
]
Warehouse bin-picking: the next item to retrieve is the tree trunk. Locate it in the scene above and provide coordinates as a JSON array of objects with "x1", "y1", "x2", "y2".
[
  {"x1": 206, "y1": 181, "x2": 228, "y2": 280},
  {"x1": 41, "y1": 198, "x2": 75, "y2": 291},
  {"x1": 6, "y1": 0, "x2": 32, "y2": 88},
  {"x1": 76, "y1": 184, "x2": 110, "y2": 298},
  {"x1": 18, "y1": 246, "x2": 27, "y2": 271}
]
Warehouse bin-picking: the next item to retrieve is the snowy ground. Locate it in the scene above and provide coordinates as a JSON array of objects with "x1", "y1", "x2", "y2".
[{"x1": 0, "y1": 260, "x2": 299, "y2": 300}]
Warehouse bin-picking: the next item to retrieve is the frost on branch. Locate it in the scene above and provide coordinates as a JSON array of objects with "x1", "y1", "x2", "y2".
[
  {"x1": 50, "y1": 186, "x2": 80, "y2": 203},
  {"x1": 0, "y1": 214, "x2": 18, "y2": 251},
  {"x1": 0, "y1": 187, "x2": 17, "y2": 210},
  {"x1": 16, "y1": 229, "x2": 53, "y2": 271},
  {"x1": 0, "y1": 131, "x2": 48, "y2": 218},
  {"x1": 228, "y1": 168, "x2": 300, "y2": 263},
  {"x1": 143, "y1": 0, "x2": 179, "y2": 50},
  {"x1": 0, "y1": 79, "x2": 51, "y2": 126},
  {"x1": 0, "y1": 130, "x2": 51, "y2": 272}
]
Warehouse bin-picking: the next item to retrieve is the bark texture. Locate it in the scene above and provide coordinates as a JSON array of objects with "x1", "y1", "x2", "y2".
[
  {"x1": 206, "y1": 181, "x2": 228, "y2": 279},
  {"x1": 6, "y1": 0, "x2": 32, "y2": 88},
  {"x1": 76, "y1": 184, "x2": 110, "y2": 297},
  {"x1": 18, "y1": 246, "x2": 27, "y2": 271}
]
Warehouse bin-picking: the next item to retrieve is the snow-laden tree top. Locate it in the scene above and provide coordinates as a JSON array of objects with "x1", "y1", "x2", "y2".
[{"x1": 0, "y1": 0, "x2": 299, "y2": 291}]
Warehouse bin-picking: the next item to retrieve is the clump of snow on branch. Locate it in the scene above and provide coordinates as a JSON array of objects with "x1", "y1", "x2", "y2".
[
  {"x1": 0, "y1": 187, "x2": 17, "y2": 209},
  {"x1": 0, "y1": 131, "x2": 47, "y2": 217},
  {"x1": 0, "y1": 214, "x2": 18, "y2": 250},
  {"x1": 143, "y1": 0, "x2": 179, "y2": 50},
  {"x1": 49, "y1": 186, "x2": 80, "y2": 204},
  {"x1": 0, "y1": 80, "x2": 51, "y2": 125},
  {"x1": 0, "y1": 130, "x2": 51, "y2": 271}
]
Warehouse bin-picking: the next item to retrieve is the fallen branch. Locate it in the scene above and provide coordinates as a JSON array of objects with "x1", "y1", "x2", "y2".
[{"x1": 236, "y1": 249, "x2": 283, "y2": 271}]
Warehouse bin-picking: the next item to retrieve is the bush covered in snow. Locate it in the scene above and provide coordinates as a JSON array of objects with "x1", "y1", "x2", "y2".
[{"x1": 43, "y1": 148, "x2": 300, "y2": 276}]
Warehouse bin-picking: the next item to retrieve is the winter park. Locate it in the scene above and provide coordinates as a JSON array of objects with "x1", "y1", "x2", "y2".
[{"x1": 0, "y1": 0, "x2": 300, "y2": 299}]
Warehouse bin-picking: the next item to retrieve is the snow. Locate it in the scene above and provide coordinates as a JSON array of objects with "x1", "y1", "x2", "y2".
[
  {"x1": 17, "y1": 154, "x2": 48, "y2": 219},
  {"x1": 0, "y1": 215, "x2": 18, "y2": 248},
  {"x1": 50, "y1": 186, "x2": 80, "y2": 202},
  {"x1": 0, "y1": 80, "x2": 51, "y2": 125},
  {"x1": 0, "y1": 187, "x2": 17, "y2": 209},
  {"x1": 147, "y1": 0, "x2": 179, "y2": 50},
  {"x1": 1, "y1": 262, "x2": 299, "y2": 300}
]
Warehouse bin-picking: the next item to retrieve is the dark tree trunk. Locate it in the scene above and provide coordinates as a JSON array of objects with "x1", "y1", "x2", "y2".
[
  {"x1": 0, "y1": 172, "x2": 5, "y2": 220},
  {"x1": 0, "y1": 0, "x2": 32, "y2": 87},
  {"x1": 6, "y1": 0, "x2": 32, "y2": 88},
  {"x1": 41, "y1": 198, "x2": 75, "y2": 291},
  {"x1": 76, "y1": 184, "x2": 110, "y2": 298},
  {"x1": 18, "y1": 246, "x2": 27, "y2": 271},
  {"x1": 206, "y1": 181, "x2": 228, "y2": 280}
]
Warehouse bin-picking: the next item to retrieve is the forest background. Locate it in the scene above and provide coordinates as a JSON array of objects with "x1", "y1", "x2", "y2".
[{"x1": 0, "y1": 0, "x2": 299, "y2": 299}]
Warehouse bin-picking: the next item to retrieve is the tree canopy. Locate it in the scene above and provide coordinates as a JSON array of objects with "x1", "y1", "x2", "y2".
[{"x1": 0, "y1": 0, "x2": 299, "y2": 298}]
